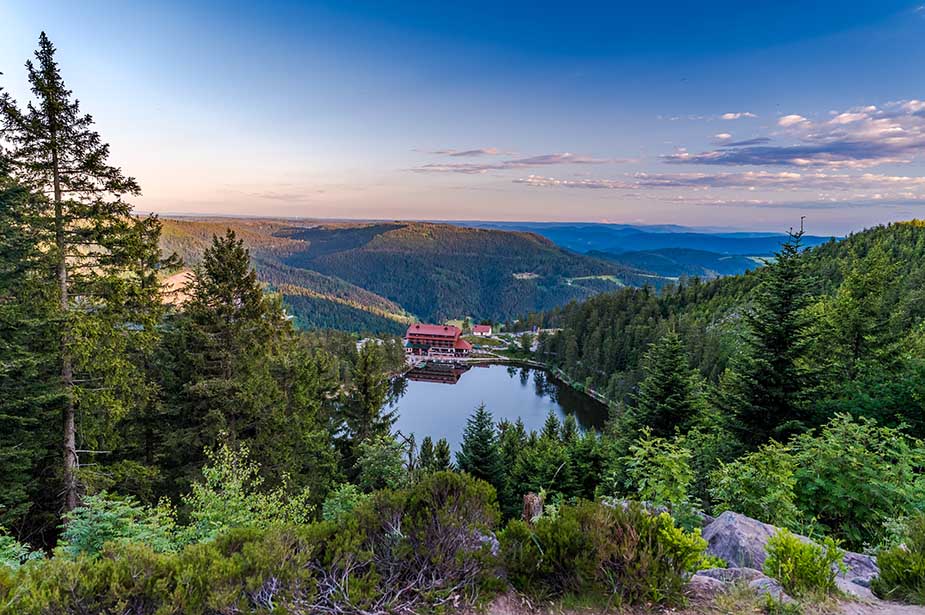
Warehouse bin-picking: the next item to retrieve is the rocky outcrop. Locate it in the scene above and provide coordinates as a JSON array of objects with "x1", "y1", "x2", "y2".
[
  {"x1": 696, "y1": 511, "x2": 881, "y2": 603},
  {"x1": 702, "y1": 511, "x2": 780, "y2": 569}
]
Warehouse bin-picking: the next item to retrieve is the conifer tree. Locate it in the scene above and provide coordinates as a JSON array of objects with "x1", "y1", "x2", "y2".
[
  {"x1": 340, "y1": 342, "x2": 395, "y2": 445},
  {"x1": 433, "y1": 438, "x2": 452, "y2": 472},
  {"x1": 1, "y1": 34, "x2": 173, "y2": 511},
  {"x1": 541, "y1": 410, "x2": 562, "y2": 441},
  {"x1": 417, "y1": 436, "x2": 436, "y2": 473},
  {"x1": 0, "y1": 164, "x2": 60, "y2": 539},
  {"x1": 634, "y1": 330, "x2": 698, "y2": 437},
  {"x1": 456, "y1": 404, "x2": 504, "y2": 493},
  {"x1": 725, "y1": 227, "x2": 816, "y2": 446}
]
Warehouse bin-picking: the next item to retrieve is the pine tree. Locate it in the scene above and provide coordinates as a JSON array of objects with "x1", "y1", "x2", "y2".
[
  {"x1": 1, "y1": 34, "x2": 173, "y2": 511},
  {"x1": 433, "y1": 438, "x2": 452, "y2": 471},
  {"x1": 727, "y1": 227, "x2": 816, "y2": 446},
  {"x1": 541, "y1": 410, "x2": 562, "y2": 441},
  {"x1": 560, "y1": 414, "x2": 579, "y2": 443},
  {"x1": 417, "y1": 436, "x2": 436, "y2": 473},
  {"x1": 0, "y1": 164, "x2": 61, "y2": 540},
  {"x1": 340, "y1": 342, "x2": 395, "y2": 445},
  {"x1": 634, "y1": 330, "x2": 698, "y2": 437},
  {"x1": 456, "y1": 404, "x2": 504, "y2": 493}
]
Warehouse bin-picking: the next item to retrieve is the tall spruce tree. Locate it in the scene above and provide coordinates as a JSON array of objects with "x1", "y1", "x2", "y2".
[
  {"x1": 0, "y1": 163, "x2": 61, "y2": 541},
  {"x1": 725, "y1": 227, "x2": 816, "y2": 446},
  {"x1": 634, "y1": 330, "x2": 698, "y2": 438},
  {"x1": 433, "y1": 437, "x2": 452, "y2": 471},
  {"x1": 456, "y1": 404, "x2": 504, "y2": 493},
  {"x1": 339, "y1": 342, "x2": 394, "y2": 445},
  {"x1": 0, "y1": 34, "x2": 171, "y2": 511}
]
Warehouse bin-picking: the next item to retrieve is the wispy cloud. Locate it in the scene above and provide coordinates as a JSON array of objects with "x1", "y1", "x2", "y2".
[
  {"x1": 425, "y1": 147, "x2": 512, "y2": 157},
  {"x1": 720, "y1": 112, "x2": 758, "y2": 120},
  {"x1": 411, "y1": 152, "x2": 618, "y2": 174},
  {"x1": 663, "y1": 100, "x2": 925, "y2": 168},
  {"x1": 515, "y1": 171, "x2": 925, "y2": 192}
]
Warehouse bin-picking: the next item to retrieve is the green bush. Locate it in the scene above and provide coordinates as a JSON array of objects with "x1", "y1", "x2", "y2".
[
  {"x1": 500, "y1": 500, "x2": 707, "y2": 606},
  {"x1": 322, "y1": 483, "x2": 368, "y2": 521},
  {"x1": 709, "y1": 441, "x2": 802, "y2": 529},
  {"x1": 872, "y1": 513, "x2": 925, "y2": 604},
  {"x1": 763, "y1": 529, "x2": 842, "y2": 598},
  {"x1": 623, "y1": 429, "x2": 694, "y2": 508},
  {"x1": 58, "y1": 492, "x2": 179, "y2": 557},
  {"x1": 0, "y1": 530, "x2": 42, "y2": 571},
  {"x1": 791, "y1": 414, "x2": 925, "y2": 549}
]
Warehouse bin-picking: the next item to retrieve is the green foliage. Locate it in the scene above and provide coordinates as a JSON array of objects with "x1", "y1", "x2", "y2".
[
  {"x1": 634, "y1": 331, "x2": 699, "y2": 437},
  {"x1": 322, "y1": 483, "x2": 368, "y2": 521},
  {"x1": 622, "y1": 429, "x2": 694, "y2": 508},
  {"x1": 763, "y1": 530, "x2": 842, "y2": 598},
  {"x1": 500, "y1": 500, "x2": 707, "y2": 605},
  {"x1": 872, "y1": 513, "x2": 925, "y2": 604},
  {"x1": 0, "y1": 529, "x2": 43, "y2": 571},
  {"x1": 339, "y1": 341, "x2": 394, "y2": 445},
  {"x1": 181, "y1": 442, "x2": 313, "y2": 543},
  {"x1": 457, "y1": 404, "x2": 506, "y2": 497},
  {"x1": 710, "y1": 442, "x2": 802, "y2": 529},
  {"x1": 790, "y1": 414, "x2": 925, "y2": 549},
  {"x1": 58, "y1": 493, "x2": 179, "y2": 558},
  {"x1": 355, "y1": 435, "x2": 407, "y2": 492}
]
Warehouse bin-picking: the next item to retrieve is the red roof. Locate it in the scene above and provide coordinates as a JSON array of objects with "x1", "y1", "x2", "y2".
[
  {"x1": 406, "y1": 323, "x2": 461, "y2": 338},
  {"x1": 473, "y1": 324, "x2": 492, "y2": 333},
  {"x1": 454, "y1": 338, "x2": 472, "y2": 351}
]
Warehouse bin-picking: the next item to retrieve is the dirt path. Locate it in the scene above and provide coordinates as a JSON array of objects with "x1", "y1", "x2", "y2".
[{"x1": 840, "y1": 602, "x2": 925, "y2": 615}]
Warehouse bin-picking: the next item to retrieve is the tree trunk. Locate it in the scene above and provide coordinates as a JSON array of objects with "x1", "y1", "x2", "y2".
[{"x1": 51, "y1": 132, "x2": 78, "y2": 512}]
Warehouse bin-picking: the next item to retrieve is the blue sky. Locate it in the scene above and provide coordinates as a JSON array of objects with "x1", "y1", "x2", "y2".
[{"x1": 3, "y1": 1, "x2": 925, "y2": 233}]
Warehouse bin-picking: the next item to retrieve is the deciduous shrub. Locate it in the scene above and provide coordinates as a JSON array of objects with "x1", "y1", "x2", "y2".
[
  {"x1": 0, "y1": 472, "x2": 501, "y2": 615},
  {"x1": 709, "y1": 441, "x2": 802, "y2": 529},
  {"x1": 58, "y1": 492, "x2": 179, "y2": 557},
  {"x1": 790, "y1": 414, "x2": 925, "y2": 549},
  {"x1": 763, "y1": 529, "x2": 842, "y2": 598},
  {"x1": 872, "y1": 513, "x2": 925, "y2": 604},
  {"x1": 500, "y1": 500, "x2": 707, "y2": 606},
  {"x1": 321, "y1": 482, "x2": 368, "y2": 521}
]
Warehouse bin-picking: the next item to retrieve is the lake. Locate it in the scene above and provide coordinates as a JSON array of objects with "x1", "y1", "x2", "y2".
[{"x1": 387, "y1": 362, "x2": 608, "y2": 452}]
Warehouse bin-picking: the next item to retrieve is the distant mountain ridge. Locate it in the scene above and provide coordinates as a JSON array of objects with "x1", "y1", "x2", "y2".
[
  {"x1": 459, "y1": 221, "x2": 834, "y2": 255},
  {"x1": 159, "y1": 218, "x2": 649, "y2": 332}
]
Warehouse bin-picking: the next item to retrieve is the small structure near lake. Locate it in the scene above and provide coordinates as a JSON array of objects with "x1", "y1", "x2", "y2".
[{"x1": 405, "y1": 323, "x2": 471, "y2": 358}]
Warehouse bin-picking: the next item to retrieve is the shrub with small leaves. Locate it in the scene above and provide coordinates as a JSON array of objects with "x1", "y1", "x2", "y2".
[
  {"x1": 763, "y1": 529, "x2": 842, "y2": 598},
  {"x1": 872, "y1": 513, "x2": 925, "y2": 605},
  {"x1": 0, "y1": 529, "x2": 42, "y2": 570},
  {"x1": 58, "y1": 493, "x2": 179, "y2": 558},
  {"x1": 321, "y1": 483, "x2": 369, "y2": 521}
]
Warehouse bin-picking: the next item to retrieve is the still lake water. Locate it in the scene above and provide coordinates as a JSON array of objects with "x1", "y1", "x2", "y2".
[{"x1": 387, "y1": 362, "x2": 608, "y2": 452}]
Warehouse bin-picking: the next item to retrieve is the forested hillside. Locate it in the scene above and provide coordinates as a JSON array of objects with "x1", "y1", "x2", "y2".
[
  {"x1": 2, "y1": 32, "x2": 924, "y2": 615},
  {"x1": 161, "y1": 217, "x2": 645, "y2": 330}
]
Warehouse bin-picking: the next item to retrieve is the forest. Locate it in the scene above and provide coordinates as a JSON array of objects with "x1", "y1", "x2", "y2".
[{"x1": 0, "y1": 33, "x2": 923, "y2": 614}]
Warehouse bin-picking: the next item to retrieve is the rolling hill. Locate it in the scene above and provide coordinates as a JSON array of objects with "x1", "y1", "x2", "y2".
[
  {"x1": 158, "y1": 218, "x2": 647, "y2": 332},
  {"x1": 591, "y1": 248, "x2": 761, "y2": 279}
]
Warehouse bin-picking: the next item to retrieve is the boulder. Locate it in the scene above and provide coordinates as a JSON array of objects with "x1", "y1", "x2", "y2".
[
  {"x1": 839, "y1": 551, "x2": 879, "y2": 587},
  {"x1": 749, "y1": 576, "x2": 796, "y2": 605},
  {"x1": 686, "y1": 574, "x2": 727, "y2": 600},
  {"x1": 697, "y1": 567, "x2": 765, "y2": 583},
  {"x1": 702, "y1": 511, "x2": 780, "y2": 569},
  {"x1": 836, "y1": 577, "x2": 876, "y2": 601}
]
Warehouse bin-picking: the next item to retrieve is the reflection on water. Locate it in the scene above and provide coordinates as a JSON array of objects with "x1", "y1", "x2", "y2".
[{"x1": 388, "y1": 362, "x2": 607, "y2": 452}]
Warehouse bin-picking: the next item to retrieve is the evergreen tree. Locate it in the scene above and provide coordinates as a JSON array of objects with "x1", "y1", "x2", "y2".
[
  {"x1": 456, "y1": 404, "x2": 504, "y2": 494},
  {"x1": 1, "y1": 34, "x2": 173, "y2": 511},
  {"x1": 0, "y1": 165, "x2": 60, "y2": 541},
  {"x1": 541, "y1": 410, "x2": 562, "y2": 441},
  {"x1": 560, "y1": 414, "x2": 579, "y2": 443},
  {"x1": 433, "y1": 438, "x2": 452, "y2": 472},
  {"x1": 340, "y1": 342, "x2": 394, "y2": 445},
  {"x1": 634, "y1": 331, "x2": 698, "y2": 438},
  {"x1": 417, "y1": 436, "x2": 436, "y2": 473},
  {"x1": 726, "y1": 228, "x2": 816, "y2": 446}
]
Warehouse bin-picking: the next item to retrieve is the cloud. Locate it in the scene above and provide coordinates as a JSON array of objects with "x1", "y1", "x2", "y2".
[
  {"x1": 426, "y1": 147, "x2": 509, "y2": 157},
  {"x1": 514, "y1": 171, "x2": 925, "y2": 192},
  {"x1": 411, "y1": 152, "x2": 617, "y2": 174},
  {"x1": 663, "y1": 100, "x2": 925, "y2": 168},
  {"x1": 720, "y1": 137, "x2": 772, "y2": 147},
  {"x1": 721, "y1": 112, "x2": 758, "y2": 120}
]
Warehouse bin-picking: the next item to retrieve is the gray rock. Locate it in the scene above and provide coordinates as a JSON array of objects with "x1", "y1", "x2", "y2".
[
  {"x1": 697, "y1": 567, "x2": 765, "y2": 583},
  {"x1": 839, "y1": 551, "x2": 879, "y2": 587},
  {"x1": 836, "y1": 577, "x2": 877, "y2": 601},
  {"x1": 702, "y1": 511, "x2": 781, "y2": 569},
  {"x1": 749, "y1": 576, "x2": 796, "y2": 605},
  {"x1": 687, "y1": 574, "x2": 727, "y2": 600}
]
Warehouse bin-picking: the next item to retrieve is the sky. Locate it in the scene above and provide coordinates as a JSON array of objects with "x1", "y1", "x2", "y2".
[{"x1": 3, "y1": 1, "x2": 925, "y2": 234}]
